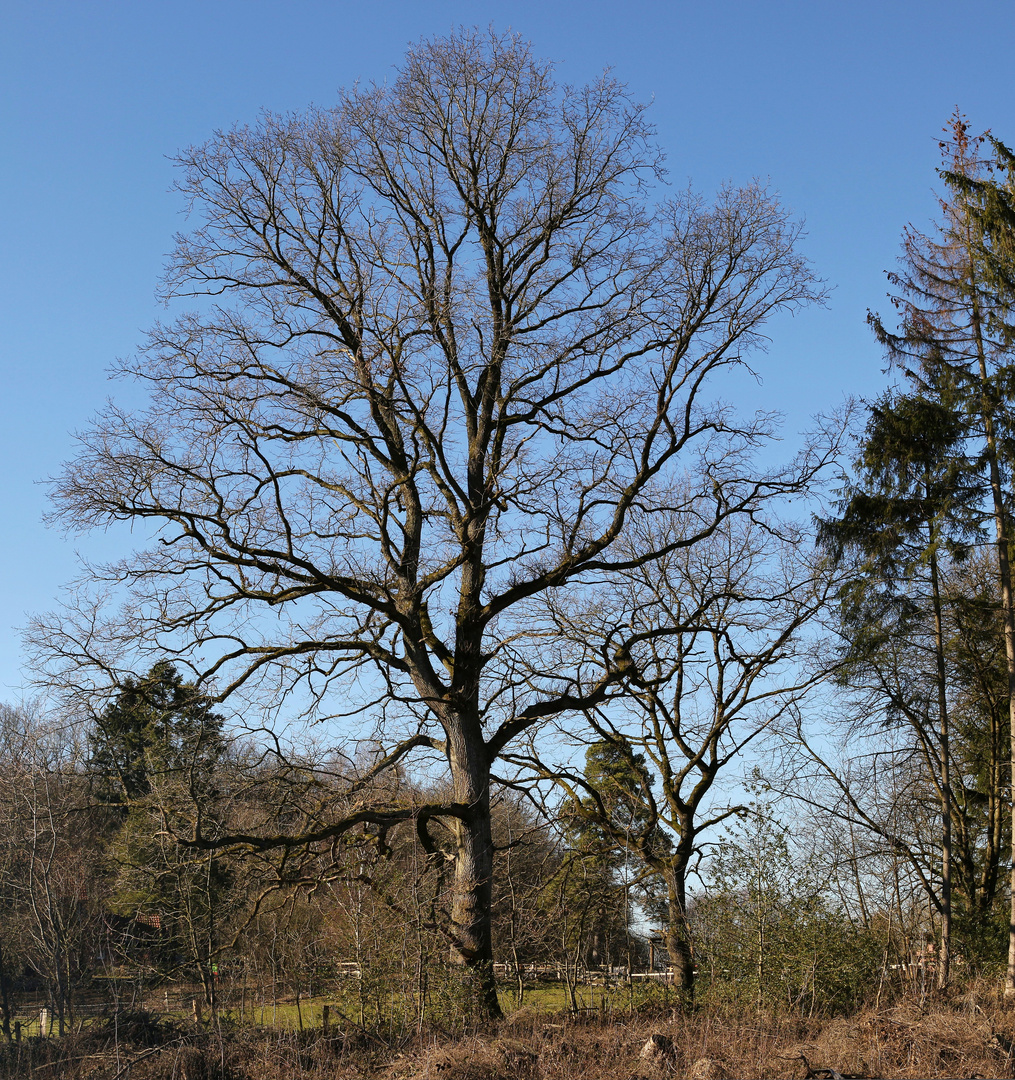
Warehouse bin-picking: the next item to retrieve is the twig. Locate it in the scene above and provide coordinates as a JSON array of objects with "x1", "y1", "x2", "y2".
[{"x1": 108, "y1": 1037, "x2": 186, "y2": 1080}]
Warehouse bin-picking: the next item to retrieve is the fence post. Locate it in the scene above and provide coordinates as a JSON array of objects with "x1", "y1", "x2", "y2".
[
  {"x1": 39, "y1": 1008, "x2": 49, "y2": 1037},
  {"x1": 322, "y1": 1004, "x2": 330, "y2": 1031},
  {"x1": 192, "y1": 998, "x2": 202, "y2": 1025},
  {"x1": 13, "y1": 1022, "x2": 20, "y2": 1044}
]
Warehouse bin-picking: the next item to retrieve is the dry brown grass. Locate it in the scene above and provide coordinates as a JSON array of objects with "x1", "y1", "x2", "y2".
[
  {"x1": 371, "y1": 991, "x2": 1015, "y2": 1080},
  {"x1": 5, "y1": 989, "x2": 1015, "y2": 1078}
]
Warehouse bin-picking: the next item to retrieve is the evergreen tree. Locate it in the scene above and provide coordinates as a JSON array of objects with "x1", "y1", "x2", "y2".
[
  {"x1": 88, "y1": 661, "x2": 225, "y2": 807},
  {"x1": 867, "y1": 114, "x2": 1015, "y2": 987},
  {"x1": 819, "y1": 388, "x2": 976, "y2": 984},
  {"x1": 942, "y1": 125, "x2": 1015, "y2": 988},
  {"x1": 88, "y1": 663, "x2": 230, "y2": 1006},
  {"x1": 550, "y1": 741, "x2": 657, "y2": 983}
]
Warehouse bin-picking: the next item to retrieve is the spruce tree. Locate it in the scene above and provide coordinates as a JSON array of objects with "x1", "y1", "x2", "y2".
[
  {"x1": 869, "y1": 114, "x2": 1015, "y2": 989},
  {"x1": 820, "y1": 388, "x2": 975, "y2": 986},
  {"x1": 88, "y1": 663, "x2": 229, "y2": 1004}
]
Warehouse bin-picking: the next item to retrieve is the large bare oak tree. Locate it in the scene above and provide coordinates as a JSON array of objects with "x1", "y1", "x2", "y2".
[{"x1": 34, "y1": 30, "x2": 824, "y2": 1015}]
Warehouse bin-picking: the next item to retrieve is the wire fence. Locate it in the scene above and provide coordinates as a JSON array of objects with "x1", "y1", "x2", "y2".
[{"x1": 5, "y1": 962, "x2": 680, "y2": 1041}]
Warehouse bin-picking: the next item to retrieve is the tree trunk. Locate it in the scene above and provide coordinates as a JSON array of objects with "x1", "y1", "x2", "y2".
[
  {"x1": 447, "y1": 720, "x2": 501, "y2": 1019},
  {"x1": 664, "y1": 861, "x2": 695, "y2": 1000},
  {"x1": 928, "y1": 548, "x2": 951, "y2": 988},
  {"x1": 969, "y1": 302, "x2": 1015, "y2": 995},
  {"x1": 0, "y1": 938, "x2": 11, "y2": 1041}
]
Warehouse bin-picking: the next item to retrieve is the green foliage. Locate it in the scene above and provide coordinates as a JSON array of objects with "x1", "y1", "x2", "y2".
[
  {"x1": 953, "y1": 905, "x2": 1009, "y2": 974},
  {"x1": 693, "y1": 809, "x2": 885, "y2": 1016},
  {"x1": 561, "y1": 741, "x2": 661, "y2": 868},
  {"x1": 820, "y1": 119, "x2": 1015, "y2": 977},
  {"x1": 543, "y1": 742, "x2": 661, "y2": 972},
  {"x1": 942, "y1": 123, "x2": 1015, "y2": 356},
  {"x1": 86, "y1": 662, "x2": 233, "y2": 992},
  {"x1": 88, "y1": 661, "x2": 225, "y2": 807},
  {"x1": 819, "y1": 387, "x2": 977, "y2": 668}
]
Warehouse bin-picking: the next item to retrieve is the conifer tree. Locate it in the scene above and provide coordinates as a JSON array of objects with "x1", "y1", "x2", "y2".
[
  {"x1": 550, "y1": 741, "x2": 657, "y2": 978},
  {"x1": 819, "y1": 389, "x2": 975, "y2": 986},
  {"x1": 88, "y1": 661, "x2": 225, "y2": 808},
  {"x1": 88, "y1": 663, "x2": 230, "y2": 1005},
  {"x1": 869, "y1": 114, "x2": 1015, "y2": 989}
]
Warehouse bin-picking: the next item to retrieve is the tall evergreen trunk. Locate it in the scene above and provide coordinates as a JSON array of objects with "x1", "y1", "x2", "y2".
[
  {"x1": 983, "y1": 444, "x2": 1015, "y2": 994},
  {"x1": 970, "y1": 305, "x2": 1015, "y2": 994},
  {"x1": 929, "y1": 548, "x2": 952, "y2": 987},
  {"x1": 935, "y1": 120, "x2": 1015, "y2": 990}
]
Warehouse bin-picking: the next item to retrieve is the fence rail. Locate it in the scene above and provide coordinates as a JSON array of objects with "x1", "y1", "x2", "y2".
[{"x1": 6, "y1": 962, "x2": 679, "y2": 1038}]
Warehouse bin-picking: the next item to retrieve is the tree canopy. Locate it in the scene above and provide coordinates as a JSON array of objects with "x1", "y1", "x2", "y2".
[{"x1": 30, "y1": 29, "x2": 828, "y2": 1016}]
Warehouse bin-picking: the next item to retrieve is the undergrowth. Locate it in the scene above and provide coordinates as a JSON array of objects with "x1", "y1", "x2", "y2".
[{"x1": 3, "y1": 985, "x2": 1015, "y2": 1078}]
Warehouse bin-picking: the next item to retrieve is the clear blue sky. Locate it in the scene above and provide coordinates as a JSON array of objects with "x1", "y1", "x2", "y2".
[{"x1": 3, "y1": 0, "x2": 1014, "y2": 696}]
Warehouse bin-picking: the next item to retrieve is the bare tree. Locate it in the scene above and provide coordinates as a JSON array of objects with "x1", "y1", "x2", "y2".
[
  {"x1": 520, "y1": 514, "x2": 836, "y2": 995},
  {"x1": 0, "y1": 705, "x2": 28, "y2": 1041},
  {"x1": 31, "y1": 29, "x2": 825, "y2": 1016},
  {"x1": 0, "y1": 705, "x2": 104, "y2": 1035},
  {"x1": 778, "y1": 706, "x2": 960, "y2": 990}
]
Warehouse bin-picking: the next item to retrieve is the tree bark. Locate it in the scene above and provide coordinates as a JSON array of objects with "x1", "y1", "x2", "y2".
[
  {"x1": 0, "y1": 938, "x2": 11, "y2": 1041},
  {"x1": 968, "y1": 302, "x2": 1015, "y2": 996},
  {"x1": 447, "y1": 721, "x2": 501, "y2": 1018},
  {"x1": 664, "y1": 861, "x2": 695, "y2": 1000},
  {"x1": 929, "y1": 549, "x2": 952, "y2": 988}
]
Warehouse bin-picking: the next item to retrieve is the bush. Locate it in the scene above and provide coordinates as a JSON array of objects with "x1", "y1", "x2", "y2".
[{"x1": 690, "y1": 809, "x2": 887, "y2": 1015}]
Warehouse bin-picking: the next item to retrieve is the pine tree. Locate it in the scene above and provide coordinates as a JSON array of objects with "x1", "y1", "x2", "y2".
[
  {"x1": 550, "y1": 741, "x2": 658, "y2": 984},
  {"x1": 88, "y1": 663, "x2": 230, "y2": 1006}
]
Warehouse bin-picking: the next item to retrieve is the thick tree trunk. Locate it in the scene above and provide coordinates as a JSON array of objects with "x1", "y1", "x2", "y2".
[
  {"x1": 664, "y1": 860, "x2": 695, "y2": 1000},
  {"x1": 447, "y1": 720, "x2": 501, "y2": 1019}
]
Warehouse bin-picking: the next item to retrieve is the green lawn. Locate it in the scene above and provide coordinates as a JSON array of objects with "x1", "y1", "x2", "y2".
[{"x1": 8, "y1": 978, "x2": 675, "y2": 1039}]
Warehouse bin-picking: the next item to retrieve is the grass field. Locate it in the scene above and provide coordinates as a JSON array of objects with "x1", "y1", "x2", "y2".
[{"x1": 7, "y1": 977, "x2": 679, "y2": 1040}]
